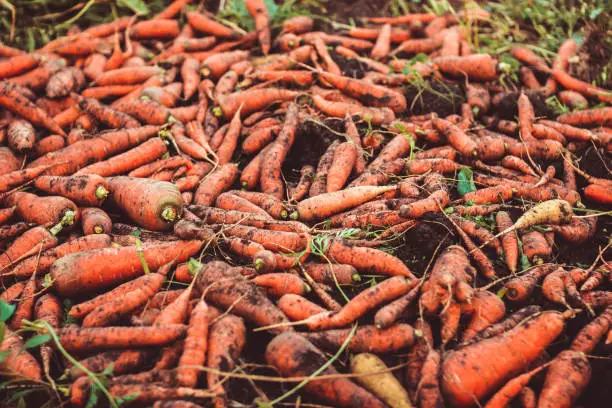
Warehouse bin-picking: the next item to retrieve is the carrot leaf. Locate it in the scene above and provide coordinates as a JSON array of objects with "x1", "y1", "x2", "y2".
[
  {"x1": 457, "y1": 167, "x2": 477, "y2": 196},
  {"x1": 0, "y1": 300, "x2": 15, "y2": 322},
  {"x1": 21, "y1": 333, "x2": 51, "y2": 350}
]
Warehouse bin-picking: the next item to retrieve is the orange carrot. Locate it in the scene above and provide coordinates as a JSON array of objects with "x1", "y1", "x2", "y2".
[
  {"x1": 538, "y1": 350, "x2": 591, "y2": 408},
  {"x1": 5, "y1": 192, "x2": 78, "y2": 227},
  {"x1": 7, "y1": 119, "x2": 35, "y2": 152},
  {"x1": 71, "y1": 93, "x2": 140, "y2": 128},
  {"x1": 113, "y1": 99, "x2": 172, "y2": 125},
  {"x1": 187, "y1": 11, "x2": 236, "y2": 38},
  {"x1": 266, "y1": 333, "x2": 386, "y2": 408},
  {"x1": 0, "y1": 328, "x2": 42, "y2": 381},
  {"x1": 553, "y1": 69, "x2": 612, "y2": 104},
  {"x1": 432, "y1": 117, "x2": 478, "y2": 157},
  {"x1": 278, "y1": 293, "x2": 326, "y2": 321},
  {"x1": 252, "y1": 273, "x2": 310, "y2": 297},
  {"x1": 510, "y1": 46, "x2": 551, "y2": 73},
  {"x1": 34, "y1": 174, "x2": 109, "y2": 206},
  {"x1": 130, "y1": 19, "x2": 180, "y2": 40},
  {"x1": 193, "y1": 163, "x2": 238, "y2": 206},
  {"x1": 312, "y1": 94, "x2": 395, "y2": 124},
  {"x1": 176, "y1": 300, "x2": 209, "y2": 387},
  {"x1": 246, "y1": 0, "x2": 271, "y2": 55},
  {"x1": 51, "y1": 240, "x2": 202, "y2": 296},
  {"x1": 584, "y1": 184, "x2": 612, "y2": 204},
  {"x1": 215, "y1": 192, "x2": 271, "y2": 218},
  {"x1": 0, "y1": 81, "x2": 66, "y2": 136},
  {"x1": 433, "y1": 54, "x2": 498, "y2": 81},
  {"x1": 214, "y1": 88, "x2": 298, "y2": 120}
]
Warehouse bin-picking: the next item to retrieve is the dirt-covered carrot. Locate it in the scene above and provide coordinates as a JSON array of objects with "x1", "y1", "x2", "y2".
[
  {"x1": 216, "y1": 192, "x2": 270, "y2": 218},
  {"x1": 56, "y1": 324, "x2": 187, "y2": 353},
  {"x1": 193, "y1": 163, "x2": 238, "y2": 206},
  {"x1": 433, "y1": 54, "x2": 498, "y2": 81},
  {"x1": 5, "y1": 192, "x2": 78, "y2": 227},
  {"x1": 510, "y1": 46, "x2": 551, "y2": 73},
  {"x1": 8, "y1": 271, "x2": 37, "y2": 330},
  {"x1": 186, "y1": 11, "x2": 237, "y2": 38},
  {"x1": 252, "y1": 273, "x2": 310, "y2": 297},
  {"x1": 51, "y1": 240, "x2": 202, "y2": 296},
  {"x1": 289, "y1": 165, "x2": 315, "y2": 202},
  {"x1": 196, "y1": 261, "x2": 292, "y2": 333},
  {"x1": 67, "y1": 349, "x2": 156, "y2": 379},
  {"x1": 82, "y1": 272, "x2": 165, "y2": 328},
  {"x1": 0, "y1": 164, "x2": 57, "y2": 193},
  {"x1": 312, "y1": 94, "x2": 395, "y2": 124},
  {"x1": 418, "y1": 349, "x2": 444, "y2": 408},
  {"x1": 0, "y1": 81, "x2": 66, "y2": 136},
  {"x1": 266, "y1": 332, "x2": 386, "y2": 408},
  {"x1": 309, "y1": 140, "x2": 340, "y2": 196},
  {"x1": 504, "y1": 264, "x2": 557, "y2": 302},
  {"x1": 0, "y1": 328, "x2": 42, "y2": 381},
  {"x1": 80, "y1": 207, "x2": 112, "y2": 235},
  {"x1": 107, "y1": 176, "x2": 183, "y2": 230},
  {"x1": 206, "y1": 313, "x2": 246, "y2": 407},
  {"x1": 7, "y1": 119, "x2": 35, "y2": 152},
  {"x1": 305, "y1": 324, "x2": 416, "y2": 353},
  {"x1": 537, "y1": 350, "x2": 591, "y2": 408},
  {"x1": 34, "y1": 174, "x2": 109, "y2": 207},
  {"x1": 71, "y1": 93, "x2": 140, "y2": 128},
  {"x1": 433, "y1": 117, "x2": 478, "y2": 157},
  {"x1": 441, "y1": 310, "x2": 567, "y2": 407},
  {"x1": 245, "y1": 0, "x2": 271, "y2": 55},
  {"x1": 113, "y1": 99, "x2": 172, "y2": 125},
  {"x1": 227, "y1": 190, "x2": 287, "y2": 219},
  {"x1": 278, "y1": 294, "x2": 327, "y2": 322},
  {"x1": 584, "y1": 183, "x2": 612, "y2": 204},
  {"x1": 6, "y1": 234, "x2": 110, "y2": 279}
]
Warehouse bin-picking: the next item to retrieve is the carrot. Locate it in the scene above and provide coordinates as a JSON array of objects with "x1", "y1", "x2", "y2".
[
  {"x1": 317, "y1": 71, "x2": 407, "y2": 113},
  {"x1": 297, "y1": 185, "x2": 393, "y2": 221},
  {"x1": 0, "y1": 164, "x2": 59, "y2": 195},
  {"x1": 34, "y1": 135, "x2": 66, "y2": 156},
  {"x1": 260, "y1": 103, "x2": 299, "y2": 198},
  {"x1": 306, "y1": 324, "x2": 416, "y2": 354},
  {"x1": 0, "y1": 147, "x2": 21, "y2": 176},
  {"x1": 538, "y1": 120, "x2": 596, "y2": 142},
  {"x1": 399, "y1": 189, "x2": 449, "y2": 218},
  {"x1": 214, "y1": 88, "x2": 298, "y2": 120},
  {"x1": 34, "y1": 174, "x2": 109, "y2": 207},
  {"x1": 0, "y1": 206, "x2": 16, "y2": 225},
  {"x1": 474, "y1": 173, "x2": 581, "y2": 205},
  {"x1": 96, "y1": 67, "x2": 164, "y2": 88},
  {"x1": 557, "y1": 90, "x2": 588, "y2": 110},
  {"x1": 302, "y1": 263, "x2": 360, "y2": 286},
  {"x1": 584, "y1": 184, "x2": 612, "y2": 204},
  {"x1": 324, "y1": 142, "x2": 357, "y2": 192},
  {"x1": 312, "y1": 94, "x2": 395, "y2": 124},
  {"x1": 220, "y1": 224, "x2": 308, "y2": 253},
  {"x1": 240, "y1": 145, "x2": 268, "y2": 189},
  {"x1": 51, "y1": 240, "x2": 202, "y2": 296},
  {"x1": 7, "y1": 119, "x2": 35, "y2": 152},
  {"x1": 171, "y1": 300, "x2": 209, "y2": 387},
  {"x1": 484, "y1": 365, "x2": 545, "y2": 408},
  {"x1": 130, "y1": 19, "x2": 180, "y2": 39},
  {"x1": 308, "y1": 275, "x2": 415, "y2": 330},
  {"x1": 82, "y1": 272, "x2": 165, "y2": 328},
  {"x1": 245, "y1": 0, "x2": 271, "y2": 55},
  {"x1": 0, "y1": 54, "x2": 39, "y2": 79},
  {"x1": 0, "y1": 222, "x2": 30, "y2": 241},
  {"x1": 441, "y1": 310, "x2": 566, "y2": 407},
  {"x1": 282, "y1": 15, "x2": 314, "y2": 34},
  {"x1": 193, "y1": 163, "x2": 238, "y2": 206},
  {"x1": 57, "y1": 324, "x2": 187, "y2": 353},
  {"x1": 432, "y1": 117, "x2": 478, "y2": 157},
  {"x1": 519, "y1": 66, "x2": 542, "y2": 89},
  {"x1": 187, "y1": 11, "x2": 236, "y2": 38},
  {"x1": 46, "y1": 67, "x2": 86, "y2": 98},
  {"x1": 278, "y1": 294, "x2": 326, "y2": 322},
  {"x1": 71, "y1": 93, "x2": 140, "y2": 128},
  {"x1": 570, "y1": 306, "x2": 612, "y2": 353},
  {"x1": 6, "y1": 234, "x2": 111, "y2": 279},
  {"x1": 313, "y1": 35, "x2": 342, "y2": 75},
  {"x1": 553, "y1": 69, "x2": 612, "y2": 104},
  {"x1": 113, "y1": 99, "x2": 172, "y2": 125},
  {"x1": 189, "y1": 206, "x2": 308, "y2": 233},
  {"x1": 68, "y1": 349, "x2": 155, "y2": 379},
  {"x1": 81, "y1": 84, "x2": 141, "y2": 100},
  {"x1": 154, "y1": 0, "x2": 190, "y2": 19},
  {"x1": 201, "y1": 50, "x2": 249, "y2": 79},
  {"x1": 374, "y1": 285, "x2": 420, "y2": 330},
  {"x1": 510, "y1": 46, "x2": 551, "y2": 73},
  {"x1": 492, "y1": 211, "x2": 518, "y2": 273},
  {"x1": 266, "y1": 332, "x2": 386, "y2": 408},
  {"x1": 216, "y1": 108, "x2": 243, "y2": 165},
  {"x1": 5, "y1": 192, "x2": 78, "y2": 227},
  {"x1": 215, "y1": 192, "x2": 269, "y2": 218},
  {"x1": 504, "y1": 264, "x2": 557, "y2": 302},
  {"x1": 197, "y1": 260, "x2": 293, "y2": 333},
  {"x1": 229, "y1": 190, "x2": 288, "y2": 219},
  {"x1": 8, "y1": 271, "x2": 37, "y2": 330},
  {"x1": 252, "y1": 273, "x2": 309, "y2": 297},
  {"x1": 538, "y1": 350, "x2": 591, "y2": 408},
  {"x1": 289, "y1": 165, "x2": 315, "y2": 202},
  {"x1": 0, "y1": 81, "x2": 66, "y2": 136},
  {"x1": 433, "y1": 54, "x2": 498, "y2": 81},
  {"x1": 205, "y1": 314, "x2": 246, "y2": 407},
  {"x1": 461, "y1": 290, "x2": 506, "y2": 342},
  {"x1": 33, "y1": 293, "x2": 62, "y2": 377},
  {"x1": 501, "y1": 155, "x2": 536, "y2": 176},
  {"x1": 0, "y1": 328, "x2": 42, "y2": 381},
  {"x1": 517, "y1": 92, "x2": 536, "y2": 141}
]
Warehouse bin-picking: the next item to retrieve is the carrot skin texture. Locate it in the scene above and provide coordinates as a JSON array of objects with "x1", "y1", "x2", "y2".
[
  {"x1": 537, "y1": 350, "x2": 591, "y2": 408},
  {"x1": 441, "y1": 311, "x2": 566, "y2": 407}
]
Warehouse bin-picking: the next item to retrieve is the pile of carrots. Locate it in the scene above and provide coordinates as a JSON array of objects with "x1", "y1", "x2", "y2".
[{"x1": 0, "y1": 0, "x2": 611, "y2": 407}]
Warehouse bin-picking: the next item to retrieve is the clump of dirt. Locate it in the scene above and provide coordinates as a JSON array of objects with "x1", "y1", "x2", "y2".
[
  {"x1": 569, "y1": 22, "x2": 612, "y2": 88},
  {"x1": 494, "y1": 90, "x2": 554, "y2": 120},
  {"x1": 403, "y1": 79, "x2": 464, "y2": 117},
  {"x1": 283, "y1": 117, "x2": 343, "y2": 182},
  {"x1": 330, "y1": 49, "x2": 367, "y2": 78},
  {"x1": 395, "y1": 213, "x2": 455, "y2": 274}
]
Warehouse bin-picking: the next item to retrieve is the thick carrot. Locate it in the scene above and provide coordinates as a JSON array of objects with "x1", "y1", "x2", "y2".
[
  {"x1": 495, "y1": 211, "x2": 519, "y2": 273},
  {"x1": 309, "y1": 140, "x2": 340, "y2": 196},
  {"x1": 462, "y1": 290, "x2": 506, "y2": 342},
  {"x1": 34, "y1": 174, "x2": 109, "y2": 206},
  {"x1": 441, "y1": 311, "x2": 566, "y2": 407},
  {"x1": 229, "y1": 190, "x2": 288, "y2": 219},
  {"x1": 0, "y1": 81, "x2": 66, "y2": 136},
  {"x1": 57, "y1": 325, "x2": 187, "y2": 352},
  {"x1": 130, "y1": 19, "x2": 180, "y2": 40},
  {"x1": 537, "y1": 350, "x2": 591, "y2": 408},
  {"x1": 306, "y1": 324, "x2": 416, "y2": 353},
  {"x1": 216, "y1": 107, "x2": 242, "y2": 164},
  {"x1": 113, "y1": 99, "x2": 172, "y2": 125},
  {"x1": 5, "y1": 192, "x2": 78, "y2": 227},
  {"x1": 51, "y1": 240, "x2": 202, "y2": 296},
  {"x1": 432, "y1": 117, "x2": 478, "y2": 157},
  {"x1": 278, "y1": 293, "x2": 327, "y2": 322},
  {"x1": 312, "y1": 94, "x2": 395, "y2": 124},
  {"x1": 584, "y1": 183, "x2": 612, "y2": 204},
  {"x1": 510, "y1": 46, "x2": 551, "y2": 73},
  {"x1": 0, "y1": 147, "x2": 21, "y2": 175},
  {"x1": 6, "y1": 234, "x2": 110, "y2": 279},
  {"x1": 0, "y1": 54, "x2": 39, "y2": 79},
  {"x1": 176, "y1": 300, "x2": 209, "y2": 387},
  {"x1": 0, "y1": 164, "x2": 57, "y2": 193},
  {"x1": 214, "y1": 88, "x2": 298, "y2": 120},
  {"x1": 326, "y1": 142, "x2": 357, "y2": 192},
  {"x1": 266, "y1": 333, "x2": 386, "y2": 408},
  {"x1": 433, "y1": 54, "x2": 498, "y2": 81},
  {"x1": 34, "y1": 135, "x2": 66, "y2": 156},
  {"x1": 201, "y1": 50, "x2": 249, "y2": 79},
  {"x1": 216, "y1": 192, "x2": 270, "y2": 218},
  {"x1": 297, "y1": 185, "x2": 393, "y2": 221},
  {"x1": 463, "y1": 185, "x2": 513, "y2": 204},
  {"x1": 9, "y1": 272, "x2": 37, "y2": 330}
]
